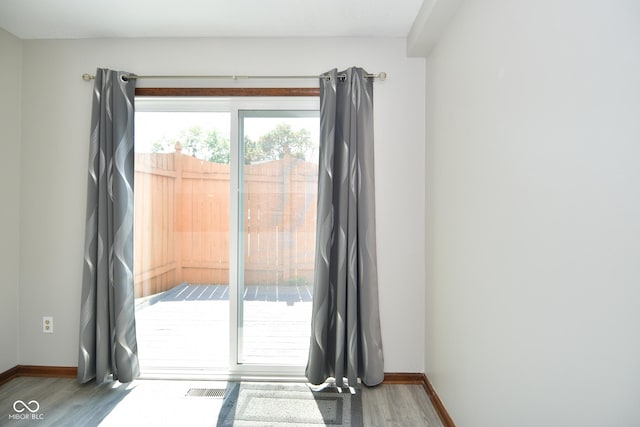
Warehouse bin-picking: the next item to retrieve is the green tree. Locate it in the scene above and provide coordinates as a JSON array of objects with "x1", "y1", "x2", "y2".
[
  {"x1": 243, "y1": 134, "x2": 263, "y2": 164},
  {"x1": 254, "y1": 123, "x2": 313, "y2": 162},
  {"x1": 152, "y1": 125, "x2": 230, "y2": 163},
  {"x1": 151, "y1": 122, "x2": 313, "y2": 165}
]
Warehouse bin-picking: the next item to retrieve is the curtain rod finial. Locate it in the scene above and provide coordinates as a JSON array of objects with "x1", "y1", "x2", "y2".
[
  {"x1": 82, "y1": 73, "x2": 95, "y2": 81},
  {"x1": 378, "y1": 72, "x2": 387, "y2": 81}
]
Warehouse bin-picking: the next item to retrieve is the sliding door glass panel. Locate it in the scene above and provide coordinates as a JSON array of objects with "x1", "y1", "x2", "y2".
[
  {"x1": 238, "y1": 111, "x2": 319, "y2": 365},
  {"x1": 134, "y1": 111, "x2": 231, "y2": 373}
]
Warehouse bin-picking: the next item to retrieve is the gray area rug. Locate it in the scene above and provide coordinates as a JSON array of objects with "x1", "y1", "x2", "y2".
[{"x1": 216, "y1": 383, "x2": 363, "y2": 426}]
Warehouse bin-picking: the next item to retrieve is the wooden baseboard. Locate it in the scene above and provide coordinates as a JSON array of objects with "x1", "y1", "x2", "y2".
[
  {"x1": 383, "y1": 372, "x2": 425, "y2": 384},
  {"x1": 0, "y1": 365, "x2": 78, "y2": 386},
  {"x1": 17, "y1": 365, "x2": 77, "y2": 378},
  {"x1": 421, "y1": 373, "x2": 456, "y2": 427},
  {"x1": 0, "y1": 365, "x2": 20, "y2": 386}
]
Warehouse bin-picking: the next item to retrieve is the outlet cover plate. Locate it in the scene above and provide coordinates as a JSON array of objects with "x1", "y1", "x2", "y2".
[{"x1": 43, "y1": 316, "x2": 53, "y2": 334}]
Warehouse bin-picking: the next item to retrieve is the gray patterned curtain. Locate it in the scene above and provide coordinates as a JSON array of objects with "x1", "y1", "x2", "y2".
[
  {"x1": 78, "y1": 68, "x2": 139, "y2": 384},
  {"x1": 306, "y1": 67, "x2": 385, "y2": 387}
]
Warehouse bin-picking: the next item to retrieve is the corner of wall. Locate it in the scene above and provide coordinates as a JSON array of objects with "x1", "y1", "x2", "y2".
[
  {"x1": 406, "y1": 0, "x2": 465, "y2": 57},
  {"x1": 0, "y1": 27, "x2": 23, "y2": 372}
]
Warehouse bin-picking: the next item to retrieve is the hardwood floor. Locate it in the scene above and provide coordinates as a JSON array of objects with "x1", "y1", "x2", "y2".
[
  {"x1": 0, "y1": 377, "x2": 444, "y2": 427},
  {"x1": 362, "y1": 384, "x2": 444, "y2": 427}
]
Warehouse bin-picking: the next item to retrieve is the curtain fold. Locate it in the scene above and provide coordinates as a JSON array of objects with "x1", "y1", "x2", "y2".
[
  {"x1": 78, "y1": 68, "x2": 140, "y2": 384},
  {"x1": 306, "y1": 67, "x2": 385, "y2": 387}
]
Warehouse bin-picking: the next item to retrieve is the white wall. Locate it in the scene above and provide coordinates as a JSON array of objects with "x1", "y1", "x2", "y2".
[
  {"x1": 0, "y1": 28, "x2": 22, "y2": 372},
  {"x1": 17, "y1": 37, "x2": 426, "y2": 372},
  {"x1": 424, "y1": 1, "x2": 640, "y2": 426}
]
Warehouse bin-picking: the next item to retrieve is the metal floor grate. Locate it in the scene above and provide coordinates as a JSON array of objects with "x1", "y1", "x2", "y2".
[{"x1": 185, "y1": 388, "x2": 226, "y2": 398}]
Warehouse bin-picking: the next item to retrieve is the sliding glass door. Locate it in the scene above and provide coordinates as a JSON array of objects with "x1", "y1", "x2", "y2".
[
  {"x1": 133, "y1": 98, "x2": 319, "y2": 377},
  {"x1": 134, "y1": 110, "x2": 232, "y2": 374},
  {"x1": 237, "y1": 111, "x2": 319, "y2": 366}
]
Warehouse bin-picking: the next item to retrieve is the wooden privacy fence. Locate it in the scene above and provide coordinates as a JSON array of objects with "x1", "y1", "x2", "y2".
[{"x1": 134, "y1": 146, "x2": 318, "y2": 298}]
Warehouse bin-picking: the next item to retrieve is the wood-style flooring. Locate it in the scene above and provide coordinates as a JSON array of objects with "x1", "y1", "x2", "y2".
[{"x1": 0, "y1": 377, "x2": 444, "y2": 426}]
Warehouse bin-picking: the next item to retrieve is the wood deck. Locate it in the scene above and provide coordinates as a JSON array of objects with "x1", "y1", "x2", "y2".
[{"x1": 134, "y1": 283, "x2": 313, "y2": 374}]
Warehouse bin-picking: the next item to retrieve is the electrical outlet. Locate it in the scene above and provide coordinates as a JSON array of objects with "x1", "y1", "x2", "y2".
[{"x1": 42, "y1": 316, "x2": 53, "y2": 334}]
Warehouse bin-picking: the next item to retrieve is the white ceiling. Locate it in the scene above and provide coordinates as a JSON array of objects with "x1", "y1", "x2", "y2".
[{"x1": 0, "y1": 0, "x2": 423, "y2": 39}]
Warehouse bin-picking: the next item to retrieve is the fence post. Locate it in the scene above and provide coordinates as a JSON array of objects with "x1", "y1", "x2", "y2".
[
  {"x1": 174, "y1": 142, "x2": 184, "y2": 284},
  {"x1": 282, "y1": 155, "x2": 293, "y2": 282}
]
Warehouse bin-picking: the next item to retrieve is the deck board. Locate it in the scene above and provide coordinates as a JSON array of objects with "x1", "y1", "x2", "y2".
[{"x1": 135, "y1": 283, "x2": 313, "y2": 373}]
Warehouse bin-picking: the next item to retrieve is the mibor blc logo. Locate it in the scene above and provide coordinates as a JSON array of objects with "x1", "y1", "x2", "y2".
[{"x1": 9, "y1": 400, "x2": 44, "y2": 421}]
